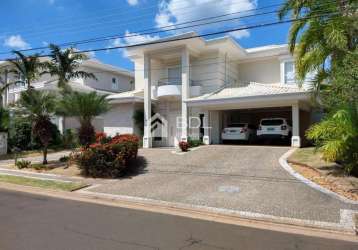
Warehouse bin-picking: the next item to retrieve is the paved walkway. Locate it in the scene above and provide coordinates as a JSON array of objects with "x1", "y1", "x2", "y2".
[
  {"x1": 87, "y1": 145, "x2": 358, "y2": 226},
  {"x1": 0, "y1": 150, "x2": 72, "y2": 167}
]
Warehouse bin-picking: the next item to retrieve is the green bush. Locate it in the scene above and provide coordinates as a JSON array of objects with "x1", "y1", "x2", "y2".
[
  {"x1": 9, "y1": 119, "x2": 37, "y2": 150},
  {"x1": 307, "y1": 104, "x2": 358, "y2": 176},
  {"x1": 9, "y1": 117, "x2": 62, "y2": 151},
  {"x1": 73, "y1": 134, "x2": 139, "y2": 178},
  {"x1": 15, "y1": 160, "x2": 31, "y2": 169},
  {"x1": 188, "y1": 138, "x2": 203, "y2": 148}
]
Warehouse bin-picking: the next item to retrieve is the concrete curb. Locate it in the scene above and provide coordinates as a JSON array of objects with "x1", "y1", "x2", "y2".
[
  {"x1": 79, "y1": 185, "x2": 357, "y2": 233},
  {"x1": 279, "y1": 149, "x2": 358, "y2": 205}
]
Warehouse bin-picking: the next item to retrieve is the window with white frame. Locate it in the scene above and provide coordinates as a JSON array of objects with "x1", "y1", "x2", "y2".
[
  {"x1": 284, "y1": 61, "x2": 295, "y2": 84},
  {"x1": 111, "y1": 77, "x2": 118, "y2": 90}
]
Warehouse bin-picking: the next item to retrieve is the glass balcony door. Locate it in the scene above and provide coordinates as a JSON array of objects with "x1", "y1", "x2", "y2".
[{"x1": 167, "y1": 66, "x2": 181, "y2": 85}]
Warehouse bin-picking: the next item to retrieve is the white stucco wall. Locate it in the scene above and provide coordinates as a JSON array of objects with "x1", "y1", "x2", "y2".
[
  {"x1": 191, "y1": 52, "x2": 221, "y2": 94},
  {"x1": 103, "y1": 103, "x2": 136, "y2": 137},
  {"x1": 237, "y1": 58, "x2": 281, "y2": 84},
  {"x1": 81, "y1": 66, "x2": 133, "y2": 92}
]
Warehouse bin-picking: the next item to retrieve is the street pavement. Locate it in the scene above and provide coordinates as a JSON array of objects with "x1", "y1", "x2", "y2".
[{"x1": 0, "y1": 188, "x2": 357, "y2": 250}]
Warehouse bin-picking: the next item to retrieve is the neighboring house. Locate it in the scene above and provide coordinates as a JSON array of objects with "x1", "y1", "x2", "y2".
[
  {"x1": 108, "y1": 32, "x2": 315, "y2": 147},
  {"x1": 0, "y1": 58, "x2": 134, "y2": 133}
]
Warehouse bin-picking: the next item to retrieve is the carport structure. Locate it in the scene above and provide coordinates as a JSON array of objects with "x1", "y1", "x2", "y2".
[{"x1": 186, "y1": 83, "x2": 313, "y2": 147}]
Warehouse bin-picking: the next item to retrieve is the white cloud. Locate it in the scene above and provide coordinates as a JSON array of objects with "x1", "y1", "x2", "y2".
[
  {"x1": 122, "y1": 30, "x2": 159, "y2": 45},
  {"x1": 127, "y1": 0, "x2": 138, "y2": 6},
  {"x1": 230, "y1": 29, "x2": 250, "y2": 39},
  {"x1": 86, "y1": 51, "x2": 96, "y2": 58},
  {"x1": 48, "y1": 0, "x2": 55, "y2": 5},
  {"x1": 106, "y1": 31, "x2": 159, "y2": 57},
  {"x1": 3, "y1": 35, "x2": 31, "y2": 50},
  {"x1": 155, "y1": 0, "x2": 256, "y2": 39},
  {"x1": 109, "y1": 38, "x2": 122, "y2": 47}
]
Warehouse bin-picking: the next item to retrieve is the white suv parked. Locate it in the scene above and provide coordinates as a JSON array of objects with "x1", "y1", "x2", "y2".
[
  {"x1": 257, "y1": 118, "x2": 292, "y2": 140},
  {"x1": 222, "y1": 123, "x2": 257, "y2": 143}
]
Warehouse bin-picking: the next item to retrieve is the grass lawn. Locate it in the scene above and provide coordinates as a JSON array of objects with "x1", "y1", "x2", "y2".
[
  {"x1": 0, "y1": 174, "x2": 88, "y2": 191},
  {"x1": 288, "y1": 147, "x2": 358, "y2": 201}
]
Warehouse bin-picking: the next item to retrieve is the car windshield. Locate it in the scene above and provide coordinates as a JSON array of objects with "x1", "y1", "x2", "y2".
[
  {"x1": 228, "y1": 123, "x2": 246, "y2": 127},
  {"x1": 261, "y1": 119, "x2": 284, "y2": 126}
]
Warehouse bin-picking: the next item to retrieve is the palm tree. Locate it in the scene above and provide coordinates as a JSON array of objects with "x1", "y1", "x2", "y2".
[
  {"x1": 278, "y1": 0, "x2": 357, "y2": 90},
  {"x1": 18, "y1": 90, "x2": 57, "y2": 164},
  {"x1": 57, "y1": 91, "x2": 109, "y2": 146},
  {"x1": 307, "y1": 103, "x2": 358, "y2": 175},
  {"x1": 42, "y1": 44, "x2": 96, "y2": 91},
  {"x1": 6, "y1": 51, "x2": 42, "y2": 91}
]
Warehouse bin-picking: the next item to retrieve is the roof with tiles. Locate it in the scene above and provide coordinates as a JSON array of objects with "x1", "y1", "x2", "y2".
[{"x1": 188, "y1": 82, "x2": 308, "y2": 101}]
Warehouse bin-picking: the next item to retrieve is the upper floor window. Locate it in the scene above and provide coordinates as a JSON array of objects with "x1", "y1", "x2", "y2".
[
  {"x1": 284, "y1": 61, "x2": 295, "y2": 84},
  {"x1": 167, "y1": 66, "x2": 181, "y2": 85},
  {"x1": 111, "y1": 77, "x2": 118, "y2": 90}
]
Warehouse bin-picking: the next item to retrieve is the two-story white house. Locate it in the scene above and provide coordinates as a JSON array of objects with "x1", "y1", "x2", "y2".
[
  {"x1": 0, "y1": 58, "x2": 134, "y2": 133},
  {"x1": 108, "y1": 32, "x2": 315, "y2": 148}
]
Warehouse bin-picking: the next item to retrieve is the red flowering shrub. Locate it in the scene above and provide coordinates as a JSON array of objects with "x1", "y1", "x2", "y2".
[
  {"x1": 73, "y1": 134, "x2": 140, "y2": 178},
  {"x1": 179, "y1": 141, "x2": 189, "y2": 152},
  {"x1": 111, "y1": 134, "x2": 139, "y2": 144},
  {"x1": 95, "y1": 132, "x2": 108, "y2": 143}
]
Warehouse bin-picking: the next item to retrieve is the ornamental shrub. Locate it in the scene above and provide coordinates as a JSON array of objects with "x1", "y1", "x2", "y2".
[
  {"x1": 179, "y1": 141, "x2": 189, "y2": 152},
  {"x1": 73, "y1": 134, "x2": 139, "y2": 178},
  {"x1": 15, "y1": 160, "x2": 31, "y2": 169},
  {"x1": 187, "y1": 137, "x2": 203, "y2": 148}
]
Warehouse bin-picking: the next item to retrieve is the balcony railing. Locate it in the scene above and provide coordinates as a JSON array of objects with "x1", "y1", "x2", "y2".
[{"x1": 157, "y1": 78, "x2": 199, "y2": 86}]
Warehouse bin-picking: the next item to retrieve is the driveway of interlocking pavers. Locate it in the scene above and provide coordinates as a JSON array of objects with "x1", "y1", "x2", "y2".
[{"x1": 89, "y1": 145, "x2": 358, "y2": 224}]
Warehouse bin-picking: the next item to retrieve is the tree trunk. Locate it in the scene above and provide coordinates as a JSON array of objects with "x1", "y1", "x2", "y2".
[{"x1": 43, "y1": 146, "x2": 48, "y2": 165}]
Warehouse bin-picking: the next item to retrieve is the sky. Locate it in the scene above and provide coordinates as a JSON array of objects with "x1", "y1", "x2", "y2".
[{"x1": 0, "y1": 0, "x2": 291, "y2": 71}]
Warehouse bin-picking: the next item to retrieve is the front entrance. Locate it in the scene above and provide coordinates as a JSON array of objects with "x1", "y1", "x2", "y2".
[{"x1": 167, "y1": 112, "x2": 180, "y2": 147}]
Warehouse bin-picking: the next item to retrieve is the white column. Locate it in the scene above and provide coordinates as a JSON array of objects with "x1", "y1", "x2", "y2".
[
  {"x1": 291, "y1": 103, "x2": 301, "y2": 147},
  {"x1": 203, "y1": 110, "x2": 210, "y2": 145},
  {"x1": 181, "y1": 48, "x2": 190, "y2": 142},
  {"x1": 58, "y1": 116, "x2": 64, "y2": 134},
  {"x1": 143, "y1": 54, "x2": 152, "y2": 148}
]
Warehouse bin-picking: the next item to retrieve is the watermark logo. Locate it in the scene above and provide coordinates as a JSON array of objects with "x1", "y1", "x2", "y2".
[
  {"x1": 149, "y1": 113, "x2": 168, "y2": 138},
  {"x1": 148, "y1": 113, "x2": 211, "y2": 139}
]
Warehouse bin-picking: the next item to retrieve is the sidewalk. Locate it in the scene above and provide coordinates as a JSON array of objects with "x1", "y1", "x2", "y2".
[{"x1": 0, "y1": 150, "x2": 72, "y2": 167}]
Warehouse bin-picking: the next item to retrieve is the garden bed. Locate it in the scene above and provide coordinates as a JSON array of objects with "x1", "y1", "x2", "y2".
[{"x1": 288, "y1": 148, "x2": 358, "y2": 201}]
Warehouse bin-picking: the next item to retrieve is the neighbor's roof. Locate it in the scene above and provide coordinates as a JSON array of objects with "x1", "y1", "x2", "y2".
[
  {"x1": 42, "y1": 80, "x2": 115, "y2": 95},
  {"x1": 106, "y1": 89, "x2": 145, "y2": 103},
  {"x1": 83, "y1": 59, "x2": 134, "y2": 78},
  {"x1": 187, "y1": 82, "x2": 308, "y2": 103}
]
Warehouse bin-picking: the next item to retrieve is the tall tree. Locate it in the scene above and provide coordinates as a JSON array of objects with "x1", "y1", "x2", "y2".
[
  {"x1": 279, "y1": 0, "x2": 358, "y2": 174},
  {"x1": 57, "y1": 91, "x2": 109, "y2": 147},
  {"x1": 42, "y1": 44, "x2": 96, "y2": 91},
  {"x1": 278, "y1": 0, "x2": 357, "y2": 91},
  {"x1": 18, "y1": 90, "x2": 57, "y2": 164},
  {"x1": 6, "y1": 51, "x2": 42, "y2": 91}
]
